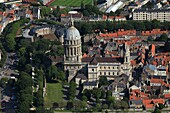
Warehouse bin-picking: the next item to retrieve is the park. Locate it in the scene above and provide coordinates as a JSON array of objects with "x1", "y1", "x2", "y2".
[{"x1": 49, "y1": 0, "x2": 93, "y2": 6}]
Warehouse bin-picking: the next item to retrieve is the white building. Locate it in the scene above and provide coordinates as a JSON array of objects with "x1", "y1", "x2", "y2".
[
  {"x1": 0, "y1": 0, "x2": 6, "y2": 3},
  {"x1": 133, "y1": 8, "x2": 170, "y2": 22},
  {"x1": 106, "y1": 1, "x2": 125, "y2": 13}
]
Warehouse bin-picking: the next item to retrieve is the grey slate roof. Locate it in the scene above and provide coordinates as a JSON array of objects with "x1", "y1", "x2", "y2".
[
  {"x1": 134, "y1": 8, "x2": 170, "y2": 12},
  {"x1": 130, "y1": 99, "x2": 143, "y2": 105}
]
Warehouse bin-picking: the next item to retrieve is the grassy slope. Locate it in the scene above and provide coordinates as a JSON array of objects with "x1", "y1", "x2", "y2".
[
  {"x1": 44, "y1": 82, "x2": 63, "y2": 108},
  {"x1": 50, "y1": 0, "x2": 92, "y2": 7}
]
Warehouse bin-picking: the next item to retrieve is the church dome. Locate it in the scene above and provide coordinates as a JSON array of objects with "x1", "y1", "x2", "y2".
[{"x1": 65, "y1": 26, "x2": 81, "y2": 40}]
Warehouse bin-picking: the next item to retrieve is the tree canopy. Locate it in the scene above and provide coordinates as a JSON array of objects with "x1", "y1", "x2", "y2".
[
  {"x1": 99, "y1": 76, "x2": 109, "y2": 87},
  {"x1": 68, "y1": 81, "x2": 77, "y2": 100}
]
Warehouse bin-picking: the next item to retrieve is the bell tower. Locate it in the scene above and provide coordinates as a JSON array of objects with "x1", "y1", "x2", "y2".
[{"x1": 64, "y1": 20, "x2": 82, "y2": 82}]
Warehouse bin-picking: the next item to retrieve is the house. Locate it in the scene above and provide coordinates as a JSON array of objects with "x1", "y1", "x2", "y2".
[
  {"x1": 129, "y1": 99, "x2": 143, "y2": 109},
  {"x1": 114, "y1": 16, "x2": 126, "y2": 21},
  {"x1": 26, "y1": 9, "x2": 32, "y2": 19},
  {"x1": 142, "y1": 29, "x2": 168, "y2": 36},
  {"x1": 107, "y1": 74, "x2": 128, "y2": 100},
  {"x1": 149, "y1": 78, "x2": 165, "y2": 86},
  {"x1": 143, "y1": 99, "x2": 165, "y2": 110}
]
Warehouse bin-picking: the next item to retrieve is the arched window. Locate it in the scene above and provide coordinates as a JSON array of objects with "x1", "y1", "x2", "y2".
[
  {"x1": 71, "y1": 48, "x2": 73, "y2": 55},
  {"x1": 74, "y1": 47, "x2": 76, "y2": 55}
]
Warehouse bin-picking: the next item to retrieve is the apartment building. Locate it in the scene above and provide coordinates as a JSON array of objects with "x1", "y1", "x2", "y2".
[{"x1": 133, "y1": 9, "x2": 170, "y2": 22}]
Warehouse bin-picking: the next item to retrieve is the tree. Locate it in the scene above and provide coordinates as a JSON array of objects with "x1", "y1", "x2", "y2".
[
  {"x1": 147, "y1": 36, "x2": 154, "y2": 42},
  {"x1": 82, "y1": 95, "x2": 88, "y2": 101},
  {"x1": 18, "y1": 47, "x2": 26, "y2": 57},
  {"x1": 16, "y1": 101, "x2": 30, "y2": 113},
  {"x1": 17, "y1": 71, "x2": 33, "y2": 90},
  {"x1": 120, "y1": 101, "x2": 128, "y2": 109},
  {"x1": 92, "y1": 88, "x2": 102, "y2": 103},
  {"x1": 73, "y1": 100, "x2": 83, "y2": 110},
  {"x1": 68, "y1": 82, "x2": 77, "y2": 100},
  {"x1": 33, "y1": 39, "x2": 50, "y2": 52},
  {"x1": 106, "y1": 90, "x2": 112, "y2": 98},
  {"x1": 25, "y1": 64, "x2": 32, "y2": 74},
  {"x1": 5, "y1": 34, "x2": 16, "y2": 51},
  {"x1": 158, "y1": 103, "x2": 164, "y2": 110},
  {"x1": 107, "y1": 96, "x2": 115, "y2": 106},
  {"x1": 99, "y1": 76, "x2": 109, "y2": 87},
  {"x1": 47, "y1": 65, "x2": 58, "y2": 80},
  {"x1": 53, "y1": 6, "x2": 61, "y2": 18},
  {"x1": 55, "y1": 68, "x2": 65, "y2": 81},
  {"x1": 100, "y1": 89, "x2": 106, "y2": 98},
  {"x1": 67, "y1": 101, "x2": 73, "y2": 110},
  {"x1": 18, "y1": 56, "x2": 26, "y2": 68},
  {"x1": 36, "y1": 106, "x2": 54, "y2": 113},
  {"x1": 46, "y1": 65, "x2": 65, "y2": 81},
  {"x1": 159, "y1": 33, "x2": 168, "y2": 42},
  {"x1": 53, "y1": 102, "x2": 59, "y2": 108},
  {"x1": 58, "y1": 101, "x2": 67, "y2": 108},
  {"x1": 19, "y1": 92, "x2": 33, "y2": 105},
  {"x1": 0, "y1": 3, "x2": 5, "y2": 11},
  {"x1": 154, "y1": 108, "x2": 161, "y2": 113},
  {"x1": 95, "y1": 103, "x2": 101, "y2": 111},
  {"x1": 83, "y1": 89, "x2": 91, "y2": 100},
  {"x1": 151, "y1": 20, "x2": 161, "y2": 29},
  {"x1": 113, "y1": 100, "x2": 121, "y2": 109},
  {"x1": 7, "y1": 79, "x2": 15, "y2": 86},
  {"x1": 81, "y1": 1, "x2": 85, "y2": 11},
  {"x1": 0, "y1": 77, "x2": 8, "y2": 87},
  {"x1": 34, "y1": 89, "x2": 44, "y2": 107},
  {"x1": 103, "y1": 104, "x2": 108, "y2": 109},
  {"x1": 81, "y1": 101, "x2": 87, "y2": 109},
  {"x1": 41, "y1": 6, "x2": 51, "y2": 17}
]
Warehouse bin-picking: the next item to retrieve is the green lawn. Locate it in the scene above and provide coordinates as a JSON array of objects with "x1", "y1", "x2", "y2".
[
  {"x1": 50, "y1": 0, "x2": 93, "y2": 7},
  {"x1": 44, "y1": 82, "x2": 63, "y2": 108}
]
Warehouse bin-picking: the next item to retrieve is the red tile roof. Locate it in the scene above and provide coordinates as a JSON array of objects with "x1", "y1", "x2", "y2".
[
  {"x1": 143, "y1": 99, "x2": 165, "y2": 109},
  {"x1": 14, "y1": 3, "x2": 20, "y2": 7},
  {"x1": 142, "y1": 29, "x2": 168, "y2": 36},
  {"x1": 0, "y1": 11, "x2": 3, "y2": 15},
  {"x1": 26, "y1": 10, "x2": 32, "y2": 15},
  {"x1": 131, "y1": 60, "x2": 136, "y2": 66},
  {"x1": 151, "y1": 44, "x2": 155, "y2": 56},
  {"x1": 164, "y1": 94, "x2": 170, "y2": 99},
  {"x1": 150, "y1": 78, "x2": 164, "y2": 84},
  {"x1": 9, "y1": 10, "x2": 15, "y2": 14},
  {"x1": 83, "y1": 53, "x2": 87, "y2": 58}
]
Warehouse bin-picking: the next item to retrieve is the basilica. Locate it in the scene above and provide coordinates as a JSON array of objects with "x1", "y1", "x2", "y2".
[{"x1": 63, "y1": 23, "x2": 132, "y2": 90}]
